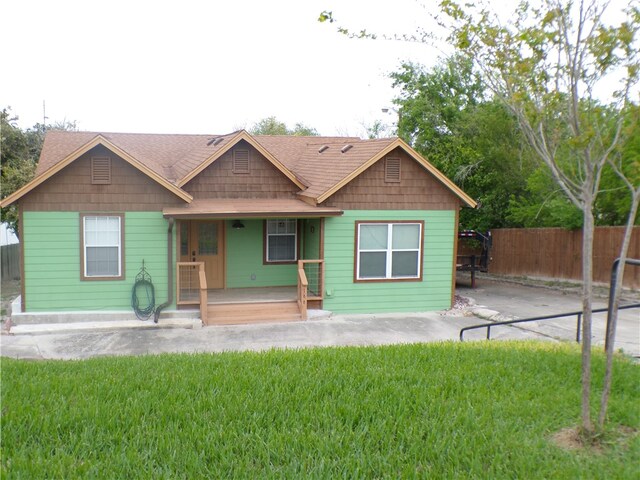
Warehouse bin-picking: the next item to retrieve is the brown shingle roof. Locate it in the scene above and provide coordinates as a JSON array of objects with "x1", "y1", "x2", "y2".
[
  {"x1": 36, "y1": 131, "x2": 216, "y2": 182},
  {"x1": 293, "y1": 138, "x2": 396, "y2": 199},
  {"x1": 3, "y1": 129, "x2": 475, "y2": 209}
]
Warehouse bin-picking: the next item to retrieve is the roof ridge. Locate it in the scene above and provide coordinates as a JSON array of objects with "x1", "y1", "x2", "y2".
[{"x1": 49, "y1": 130, "x2": 222, "y2": 137}]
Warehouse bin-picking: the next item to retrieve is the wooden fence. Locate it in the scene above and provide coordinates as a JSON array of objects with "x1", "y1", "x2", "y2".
[
  {"x1": 1, "y1": 243, "x2": 21, "y2": 281},
  {"x1": 489, "y1": 227, "x2": 640, "y2": 289}
]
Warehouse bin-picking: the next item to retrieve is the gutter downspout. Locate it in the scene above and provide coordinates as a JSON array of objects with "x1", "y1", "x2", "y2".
[{"x1": 154, "y1": 217, "x2": 174, "y2": 323}]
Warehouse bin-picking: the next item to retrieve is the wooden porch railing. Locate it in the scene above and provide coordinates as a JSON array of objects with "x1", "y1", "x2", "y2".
[
  {"x1": 177, "y1": 262, "x2": 207, "y2": 324},
  {"x1": 297, "y1": 260, "x2": 324, "y2": 320},
  {"x1": 297, "y1": 264, "x2": 308, "y2": 321},
  {"x1": 299, "y1": 259, "x2": 324, "y2": 300}
]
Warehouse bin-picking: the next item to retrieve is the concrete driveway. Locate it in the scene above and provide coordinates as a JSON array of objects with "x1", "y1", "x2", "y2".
[{"x1": 2, "y1": 278, "x2": 638, "y2": 360}]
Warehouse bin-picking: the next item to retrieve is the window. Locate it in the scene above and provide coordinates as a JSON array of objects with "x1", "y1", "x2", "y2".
[
  {"x1": 82, "y1": 215, "x2": 123, "y2": 279},
  {"x1": 265, "y1": 219, "x2": 297, "y2": 263},
  {"x1": 356, "y1": 222, "x2": 423, "y2": 281}
]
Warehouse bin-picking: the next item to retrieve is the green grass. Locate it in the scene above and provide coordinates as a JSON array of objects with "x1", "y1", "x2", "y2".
[{"x1": 1, "y1": 342, "x2": 638, "y2": 478}]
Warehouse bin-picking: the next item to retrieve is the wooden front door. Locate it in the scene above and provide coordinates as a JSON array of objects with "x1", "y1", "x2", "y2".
[{"x1": 180, "y1": 220, "x2": 225, "y2": 289}]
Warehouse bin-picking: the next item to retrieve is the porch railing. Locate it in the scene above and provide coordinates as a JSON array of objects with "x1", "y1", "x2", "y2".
[
  {"x1": 177, "y1": 262, "x2": 208, "y2": 324},
  {"x1": 297, "y1": 265, "x2": 308, "y2": 321},
  {"x1": 299, "y1": 259, "x2": 324, "y2": 300},
  {"x1": 297, "y1": 260, "x2": 324, "y2": 321}
]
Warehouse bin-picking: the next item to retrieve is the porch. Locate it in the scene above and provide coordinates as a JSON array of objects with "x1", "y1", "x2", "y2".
[{"x1": 177, "y1": 260, "x2": 324, "y2": 325}]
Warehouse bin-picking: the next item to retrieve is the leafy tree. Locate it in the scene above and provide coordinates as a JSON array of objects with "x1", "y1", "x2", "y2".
[
  {"x1": 1, "y1": 108, "x2": 77, "y2": 237},
  {"x1": 321, "y1": 0, "x2": 640, "y2": 436},
  {"x1": 249, "y1": 116, "x2": 319, "y2": 136},
  {"x1": 391, "y1": 57, "x2": 536, "y2": 230},
  {"x1": 437, "y1": 0, "x2": 640, "y2": 435}
]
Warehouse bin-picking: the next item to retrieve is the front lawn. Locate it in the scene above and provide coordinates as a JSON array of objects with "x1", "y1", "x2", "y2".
[{"x1": 1, "y1": 342, "x2": 638, "y2": 478}]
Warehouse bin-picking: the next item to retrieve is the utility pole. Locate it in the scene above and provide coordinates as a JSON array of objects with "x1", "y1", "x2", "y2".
[{"x1": 42, "y1": 100, "x2": 48, "y2": 131}]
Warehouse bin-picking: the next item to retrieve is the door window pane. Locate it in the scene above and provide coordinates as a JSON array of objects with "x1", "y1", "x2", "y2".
[
  {"x1": 198, "y1": 223, "x2": 218, "y2": 255},
  {"x1": 180, "y1": 222, "x2": 189, "y2": 256}
]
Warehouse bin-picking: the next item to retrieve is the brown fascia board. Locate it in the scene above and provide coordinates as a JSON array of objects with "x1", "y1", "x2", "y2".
[
  {"x1": 1, "y1": 134, "x2": 193, "y2": 207},
  {"x1": 177, "y1": 130, "x2": 306, "y2": 190}
]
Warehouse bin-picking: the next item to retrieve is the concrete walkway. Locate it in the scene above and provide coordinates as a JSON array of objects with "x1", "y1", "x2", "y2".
[{"x1": 2, "y1": 279, "x2": 638, "y2": 360}]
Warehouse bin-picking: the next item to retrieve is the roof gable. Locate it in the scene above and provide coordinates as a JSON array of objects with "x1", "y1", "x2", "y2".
[
  {"x1": 177, "y1": 131, "x2": 305, "y2": 189},
  {"x1": 1, "y1": 134, "x2": 193, "y2": 207},
  {"x1": 312, "y1": 138, "x2": 477, "y2": 208}
]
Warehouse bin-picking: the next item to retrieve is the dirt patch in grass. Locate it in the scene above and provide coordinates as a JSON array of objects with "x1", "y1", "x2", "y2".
[{"x1": 551, "y1": 425, "x2": 638, "y2": 454}]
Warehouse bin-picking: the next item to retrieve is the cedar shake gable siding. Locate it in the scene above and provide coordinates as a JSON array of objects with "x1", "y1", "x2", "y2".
[
  {"x1": 320, "y1": 148, "x2": 461, "y2": 211},
  {"x1": 183, "y1": 142, "x2": 300, "y2": 200},
  {"x1": 21, "y1": 145, "x2": 185, "y2": 211}
]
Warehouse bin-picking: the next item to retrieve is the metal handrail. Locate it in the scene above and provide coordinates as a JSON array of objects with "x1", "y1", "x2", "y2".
[{"x1": 459, "y1": 303, "x2": 640, "y2": 342}]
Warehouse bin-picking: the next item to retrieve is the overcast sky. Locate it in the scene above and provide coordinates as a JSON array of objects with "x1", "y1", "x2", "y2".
[
  {"x1": 2, "y1": 0, "x2": 632, "y2": 137},
  {"x1": 3, "y1": 0, "x2": 439, "y2": 137}
]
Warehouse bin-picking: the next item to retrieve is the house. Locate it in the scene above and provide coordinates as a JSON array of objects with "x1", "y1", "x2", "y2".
[{"x1": 1, "y1": 130, "x2": 476, "y2": 325}]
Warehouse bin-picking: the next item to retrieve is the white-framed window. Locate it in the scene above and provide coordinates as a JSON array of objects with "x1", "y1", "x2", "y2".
[
  {"x1": 82, "y1": 215, "x2": 123, "y2": 279},
  {"x1": 356, "y1": 222, "x2": 423, "y2": 280},
  {"x1": 265, "y1": 219, "x2": 297, "y2": 263}
]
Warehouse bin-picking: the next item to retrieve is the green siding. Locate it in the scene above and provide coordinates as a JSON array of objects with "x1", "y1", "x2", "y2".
[
  {"x1": 23, "y1": 212, "x2": 175, "y2": 312},
  {"x1": 303, "y1": 218, "x2": 321, "y2": 260},
  {"x1": 323, "y1": 210, "x2": 455, "y2": 313},
  {"x1": 225, "y1": 220, "x2": 297, "y2": 288}
]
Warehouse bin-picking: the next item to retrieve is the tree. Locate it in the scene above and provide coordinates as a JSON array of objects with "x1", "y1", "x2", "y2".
[
  {"x1": 391, "y1": 56, "x2": 536, "y2": 230},
  {"x1": 598, "y1": 103, "x2": 640, "y2": 429},
  {"x1": 1, "y1": 108, "x2": 77, "y2": 236},
  {"x1": 321, "y1": 0, "x2": 640, "y2": 436},
  {"x1": 249, "y1": 116, "x2": 319, "y2": 136},
  {"x1": 438, "y1": 0, "x2": 639, "y2": 435}
]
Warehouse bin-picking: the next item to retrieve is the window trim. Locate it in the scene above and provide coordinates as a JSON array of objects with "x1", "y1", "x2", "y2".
[
  {"x1": 80, "y1": 213, "x2": 125, "y2": 281},
  {"x1": 354, "y1": 220, "x2": 424, "y2": 283},
  {"x1": 263, "y1": 219, "x2": 300, "y2": 265}
]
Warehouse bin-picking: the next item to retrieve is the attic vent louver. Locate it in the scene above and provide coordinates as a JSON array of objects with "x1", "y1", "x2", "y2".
[
  {"x1": 318, "y1": 145, "x2": 329, "y2": 153},
  {"x1": 341, "y1": 144, "x2": 353, "y2": 153},
  {"x1": 233, "y1": 149, "x2": 250, "y2": 174},
  {"x1": 214, "y1": 138, "x2": 224, "y2": 146},
  {"x1": 91, "y1": 157, "x2": 111, "y2": 184},
  {"x1": 207, "y1": 137, "x2": 217, "y2": 146},
  {"x1": 385, "y1": 157, "x2": 401, "y2": 183}
]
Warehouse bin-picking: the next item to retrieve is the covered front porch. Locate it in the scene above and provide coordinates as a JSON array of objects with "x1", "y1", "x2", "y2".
[{"x1": 163, "y1": 199, "x2": 341, "y2": 325}]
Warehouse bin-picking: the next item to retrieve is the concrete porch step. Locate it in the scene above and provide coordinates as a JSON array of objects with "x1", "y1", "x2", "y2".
[
  {"x1": 8, "y1": 317, "x2": 202, "y2": 335},
  {"x1": 9, "y1": 297, "x2": 200, "y2": 325}
]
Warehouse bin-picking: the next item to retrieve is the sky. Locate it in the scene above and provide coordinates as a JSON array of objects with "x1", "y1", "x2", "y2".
[
  {"x1": 2, "y1": 0, "x2": 438, "y2": 137},
  {"x1": 3, "y1": 0, "x2": 633, "y2": 138}
]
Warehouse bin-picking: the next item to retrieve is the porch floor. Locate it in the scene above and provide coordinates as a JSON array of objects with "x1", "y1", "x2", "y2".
[{"x1": 206, "y1": 286, "x2": 297, "y2": 305}]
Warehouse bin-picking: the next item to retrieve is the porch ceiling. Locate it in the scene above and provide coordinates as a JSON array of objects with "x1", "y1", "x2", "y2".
[{"x1": 162, "y1": 198, "x2": 343, "y2": 219}]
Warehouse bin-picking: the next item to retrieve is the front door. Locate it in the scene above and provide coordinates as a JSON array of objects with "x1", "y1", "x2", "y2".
[{"x1": 180, "y1": 220, "x2": 224, "y2": 289}]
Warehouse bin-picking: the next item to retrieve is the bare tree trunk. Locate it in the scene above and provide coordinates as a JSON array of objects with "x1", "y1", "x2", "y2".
[
  {"x1": 581, "y1": 207, "x2": 595, "y2": 434},
  {"x1": 598, "y1": 192, "x2": 640, "y2": 429}
]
